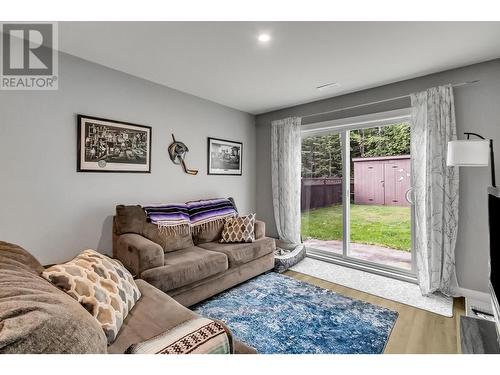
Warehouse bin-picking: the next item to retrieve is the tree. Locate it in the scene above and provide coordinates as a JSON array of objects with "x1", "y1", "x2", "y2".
[
  {"x1": 302, "y1": 123, "x2": 410, "y2": 178},
  {"x1": 302, "y1": 134, "x2": 343, "y2": 178}
]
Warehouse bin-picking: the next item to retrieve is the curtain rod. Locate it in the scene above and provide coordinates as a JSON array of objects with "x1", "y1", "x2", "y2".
[{"x1": 301, "y1": 80, "x2": 480, "y2": 120}]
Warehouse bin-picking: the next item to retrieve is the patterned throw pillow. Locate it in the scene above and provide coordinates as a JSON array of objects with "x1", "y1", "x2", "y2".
[
  {"x1": 220, "y1": 213, "x2": 256, "y2": 243},
  {"x1": 42, "y1": 249, "x2": 141, "y2": 344}
]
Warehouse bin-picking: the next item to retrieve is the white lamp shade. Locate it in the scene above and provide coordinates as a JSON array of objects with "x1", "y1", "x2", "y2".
[{"x1": 447, "y1": 140, "x2": 489, "y2": 166}]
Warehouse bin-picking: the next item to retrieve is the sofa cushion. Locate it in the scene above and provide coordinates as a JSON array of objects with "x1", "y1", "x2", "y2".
[
  {"x1": 0, "y1": 242, "x2": 107, "y2": 353},
  {"x1": 42, "y1": 249, "x2": 141, "y2": 344},
  {"x1": 142, "y1": 222, "x2": 194, "y2": 253},
  {"x1": 108, "y1": 279, "x2": 198, "y2": 354},
  {"x1": 0, "y1": 241, "x2": 45, "y2": 275},
  {"x1": 197, "y1": 237, "x2": 275, "y2": 268},
  {"x1": 192, "y1": 220, "x2": 225, "y2": 244},
  {"x1": 115, "y1": 205, "x2": 146, "y2": 236},
  {"x1": 140, "y1": 247, "x2": 228, "y2": 292}
]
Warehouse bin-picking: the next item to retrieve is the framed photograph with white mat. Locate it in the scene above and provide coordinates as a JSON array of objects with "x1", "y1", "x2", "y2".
[
  {"x1": 77, "y1": 114, "x2": 151, "y2": 173},
  {"x1": 207, "y1": 137, "x2": 242, "y2": 175}
]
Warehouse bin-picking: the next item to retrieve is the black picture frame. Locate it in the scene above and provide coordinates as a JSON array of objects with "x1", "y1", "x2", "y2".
[
  {"x1": 207, "y1": 137, "x2": 243, "y2": 176},
  {"x1": 77, "y1": 114, "x2": 152, "y2": 173}
]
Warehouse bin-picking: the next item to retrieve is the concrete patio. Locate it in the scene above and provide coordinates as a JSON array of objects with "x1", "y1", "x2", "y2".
[{"x1": 304, "y1": 238, "x2": 412, "y2": 270}]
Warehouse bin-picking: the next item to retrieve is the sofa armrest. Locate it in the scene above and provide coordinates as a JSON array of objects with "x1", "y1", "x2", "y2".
[
  {"x1": 254, "y1": 220, "x2": 266, "y2": 240},
  {"x1": 233, "y1": 339, "x2": 258, "y2": 354},
  {"x1": 116, "y1": 234, "x2": 164, "y2": 277}
]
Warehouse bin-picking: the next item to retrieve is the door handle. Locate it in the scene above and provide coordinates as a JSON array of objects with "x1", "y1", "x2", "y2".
[{"x1": 405, "y1": 187, "x2": 414, "y2": 205}]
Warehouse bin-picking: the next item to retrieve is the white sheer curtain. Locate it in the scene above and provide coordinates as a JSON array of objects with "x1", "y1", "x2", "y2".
[
  {"x1": 410, "y1": 85, "x2": 459, "y2": 296},
  {"x1": 271, "y1": 117, "x2": 302, "y2": 246}
]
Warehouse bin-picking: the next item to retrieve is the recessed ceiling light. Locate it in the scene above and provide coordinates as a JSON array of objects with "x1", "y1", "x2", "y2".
[
  {"x1": 316, "y1": 82, "x2": 340, "y2": 91},
  {"x1": 258, "y1": 34, "x2": 271, "y2": 42}
]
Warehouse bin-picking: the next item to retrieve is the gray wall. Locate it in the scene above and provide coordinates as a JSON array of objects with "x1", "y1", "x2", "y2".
[
  {"x1": 0, "y1": 52, "x2": 256, "y2": 265},
  {"x1": 256, "y1": 59, "x2": 500, "y2": 294}
]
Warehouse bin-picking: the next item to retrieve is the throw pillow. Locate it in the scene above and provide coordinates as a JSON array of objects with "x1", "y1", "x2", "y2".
[
  {"x1": 220, "y1": 213, "x2": 256, "y2": 243},
  {"x1": 42, "y1": 249, "x2": 141, "y2": 344},
  {"x1": 125, "y1": 317, "x2": 232, "y2": 354}
]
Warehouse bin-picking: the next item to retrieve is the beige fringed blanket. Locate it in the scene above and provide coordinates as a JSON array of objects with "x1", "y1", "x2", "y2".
[{"x1": 126, "y1": 317, "x2": 232, "y2": 354}]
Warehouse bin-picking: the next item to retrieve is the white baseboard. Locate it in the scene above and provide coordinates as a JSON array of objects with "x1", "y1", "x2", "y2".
[{"x1": 455, "y1": 286, "x2": 490, "y2": 302}]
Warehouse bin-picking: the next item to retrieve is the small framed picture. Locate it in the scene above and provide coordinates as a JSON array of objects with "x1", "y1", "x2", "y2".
[
  {"x1": 207, "y1": 137, "x2": 243, "y2": 175},
  {"x1": 77, "y1": 114, "x2": 152, "y2": 173}
]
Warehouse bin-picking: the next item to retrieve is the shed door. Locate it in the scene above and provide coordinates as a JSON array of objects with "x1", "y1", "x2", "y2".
[
  {"x1": 384, "y1": 160, "x2": 411, "y2": 206},
  {"x1": 355, "y1": 162, "x2": 385, "y2": 205}
]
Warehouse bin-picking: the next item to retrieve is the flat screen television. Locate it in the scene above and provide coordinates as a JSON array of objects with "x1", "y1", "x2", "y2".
[{"x1": 487, "y1": 186, "x2": 500, "y2": 340}]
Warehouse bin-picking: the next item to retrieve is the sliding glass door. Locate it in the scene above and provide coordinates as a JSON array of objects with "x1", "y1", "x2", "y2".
[
  {"x1": 301, "y1": 133, "x2": 344, "y2": 256},
  {"x1": 301, "y1": 118, "x2": 415, "y2": 278}
]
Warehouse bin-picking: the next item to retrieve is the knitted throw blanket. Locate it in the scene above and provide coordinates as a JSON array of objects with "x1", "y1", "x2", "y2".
[{"x1": 143, "y1": 198, "x2": 237, "y2": 234}]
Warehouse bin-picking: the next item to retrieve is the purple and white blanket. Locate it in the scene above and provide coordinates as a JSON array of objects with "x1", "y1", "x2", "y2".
[
  {"x1": 143, "y1": 198, "x2": 237, "y2": 234},
  {"x1": 142, "y1": 203, "x2": 191, "y2": 234},
  {"x1": 187, "y1": 198, "x2": 237, "y2": 234}
]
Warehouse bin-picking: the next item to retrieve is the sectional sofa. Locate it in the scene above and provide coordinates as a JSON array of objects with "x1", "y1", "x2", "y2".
[
  {"x1": 0, "y1": 241, "x2": 258, "y2": 353},
  {"x1": 113, "y1": 204, "x2": 276, "y2": 306},
  {"x1": 0, "y1": 202, "x2": 275, "y2": 353}
]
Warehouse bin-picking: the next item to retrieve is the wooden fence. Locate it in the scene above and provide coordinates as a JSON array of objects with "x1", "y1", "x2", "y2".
[{"x1": 301, "y1": 177, "x2": 354, "y2": 211}]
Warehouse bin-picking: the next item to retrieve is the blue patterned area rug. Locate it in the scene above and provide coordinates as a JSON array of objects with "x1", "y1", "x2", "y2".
[{"x1": 192, "y1": 272, "x2": 398, "y2": 354}]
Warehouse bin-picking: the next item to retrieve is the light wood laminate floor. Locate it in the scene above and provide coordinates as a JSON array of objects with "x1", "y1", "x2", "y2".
[{"x1": 285, "y1": 270, "x2": 465, "y2": 354}]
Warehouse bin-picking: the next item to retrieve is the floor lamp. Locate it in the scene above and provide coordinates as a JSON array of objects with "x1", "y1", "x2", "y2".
[{"x1": 447, "y1": 132, "x2": 496, "y2": 187}]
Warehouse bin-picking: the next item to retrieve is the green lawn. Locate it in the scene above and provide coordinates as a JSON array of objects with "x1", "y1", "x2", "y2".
[{"x1": 301, "y1": 204, "x2": 411, "y2": 251}]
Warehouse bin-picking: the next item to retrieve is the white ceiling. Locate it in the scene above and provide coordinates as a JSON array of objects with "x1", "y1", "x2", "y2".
[{"x1": 59, "y1": 22, "x2": 500, "y2": 114}]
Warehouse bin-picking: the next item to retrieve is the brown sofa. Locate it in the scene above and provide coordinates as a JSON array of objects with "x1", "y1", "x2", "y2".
[
  {"x1": 113, "y1": 205, "x2": 275, "y2": 307},
  {"x1": 0, "y1": 241, "x2": 256, "y2": 354}
]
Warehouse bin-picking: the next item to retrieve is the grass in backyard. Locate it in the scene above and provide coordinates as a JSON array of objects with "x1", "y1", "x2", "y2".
[{"x1": 301, "y1": 204, "x2": 411, "y2": 251}]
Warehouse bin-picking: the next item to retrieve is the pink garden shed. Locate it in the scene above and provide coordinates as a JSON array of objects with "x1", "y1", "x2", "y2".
[{"x1": 353, "y1": 155, "x2": 411, "y2": 207}]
